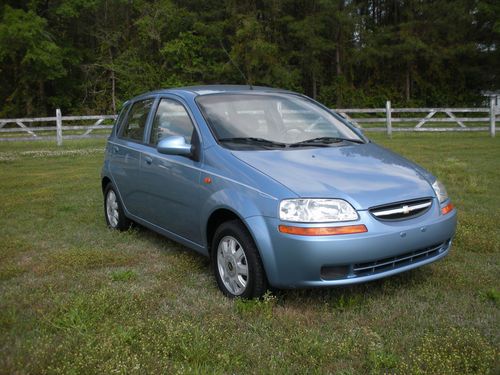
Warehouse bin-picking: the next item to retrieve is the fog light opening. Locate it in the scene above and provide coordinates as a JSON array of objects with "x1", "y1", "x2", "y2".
[{"x1": 320, "y1": 265, "x2": 350, "y2": 280}]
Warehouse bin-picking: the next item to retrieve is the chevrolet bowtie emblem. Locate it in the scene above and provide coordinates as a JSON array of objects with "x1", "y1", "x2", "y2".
[{"x1": 402, "y1": 205, "x2": 410, "y2": 214}]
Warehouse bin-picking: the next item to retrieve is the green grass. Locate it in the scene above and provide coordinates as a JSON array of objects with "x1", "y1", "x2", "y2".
[{"x1": 0, "y1": 133, "x2": 499, "y2": 374}]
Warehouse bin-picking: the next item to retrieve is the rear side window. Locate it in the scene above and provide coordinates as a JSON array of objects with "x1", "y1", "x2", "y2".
[{"x1": 120, "y1": 99, "x2": 154, "y2": 141}]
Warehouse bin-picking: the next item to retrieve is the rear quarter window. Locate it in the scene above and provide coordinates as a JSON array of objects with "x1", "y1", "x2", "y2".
[{"x1": 113, "y1": 104, "x2": 130, "y2": 135}]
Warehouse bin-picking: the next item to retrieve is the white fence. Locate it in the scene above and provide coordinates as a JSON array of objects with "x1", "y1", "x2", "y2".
[
  {"x1": 0, "y1": 110, "x2": 116, "y2": 145},
  {"x1": 0, "y1": 99, "x2": 497, "y2": 144},
  {"x1": 337, "y1": 98, "x2": 497, "y2": 137}
]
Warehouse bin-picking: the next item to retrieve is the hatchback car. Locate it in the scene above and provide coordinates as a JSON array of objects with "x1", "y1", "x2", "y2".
[{"x1": 102, "y1": 85, "x2": 457, "y2": 298}]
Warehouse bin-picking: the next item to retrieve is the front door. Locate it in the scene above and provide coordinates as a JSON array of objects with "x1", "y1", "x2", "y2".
[{"x1": 140, "y1": 97, "x2": 204, "y2": 245}]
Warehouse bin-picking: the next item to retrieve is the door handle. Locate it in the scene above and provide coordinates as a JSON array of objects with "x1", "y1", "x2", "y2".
[
  {"x1": 112, "y1": 146, "x2": 119, "y2": 153},
  {"x1": 144, "y1": 156, "x2": 153, "y2": 165}
]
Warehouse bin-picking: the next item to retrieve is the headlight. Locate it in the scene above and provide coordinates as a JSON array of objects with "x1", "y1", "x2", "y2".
[
  {"x1": 432, "y1": 180, "x2": 449, "y2": 204},
  {"x1": 279, "y1": 199, "x2": 358, "y2": 222}
]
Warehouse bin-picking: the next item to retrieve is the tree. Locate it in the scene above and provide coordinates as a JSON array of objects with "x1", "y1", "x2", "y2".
[
  {"x1": 0, "y1": 6, "x2": 66, "y2": 116},
  {"x1": 0, "y1": 0, "x2": 498, "y2": 116}
]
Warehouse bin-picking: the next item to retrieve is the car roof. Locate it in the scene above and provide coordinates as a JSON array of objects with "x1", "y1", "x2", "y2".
[{"x1": 128, "y1": 85, "x2": 295, "y2": 103}]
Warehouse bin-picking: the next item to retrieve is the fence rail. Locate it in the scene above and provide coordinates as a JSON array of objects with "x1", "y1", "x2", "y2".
[
  {"x1": 337, "y1": 98, "x2": 498, "y2": 137},
  {"x1": 0, "y1": 112, "x2": 116, "y2": 145},
  {"x1": 0, "y1": 99, "x2": 497, "y2": 144}
]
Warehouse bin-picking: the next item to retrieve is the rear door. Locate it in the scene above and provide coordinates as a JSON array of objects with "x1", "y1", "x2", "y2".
[
  {"x1": 140, "y1": 96, "x2": 204, "y2": 244},
  {"x1": 109, "y1": 97, "x2": 155, "y2": 217}
]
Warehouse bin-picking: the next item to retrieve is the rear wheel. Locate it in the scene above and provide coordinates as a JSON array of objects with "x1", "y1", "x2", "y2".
[
  {"x1": 212, "y1": 220, "x2": 267, "y2": 298},
  {"x1": 104, "y1": 183, "x2": 131, "y2": 230}
]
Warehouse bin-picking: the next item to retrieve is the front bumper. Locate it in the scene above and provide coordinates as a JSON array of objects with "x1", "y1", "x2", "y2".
[{"x1": 246, "y1": 204, "x2": 457, "y2": 288}]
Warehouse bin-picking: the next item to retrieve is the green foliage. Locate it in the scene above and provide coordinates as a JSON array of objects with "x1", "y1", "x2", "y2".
[
  {"x1": 0, "y1": 0, "x2": 498, "y2": 116},
  {"x1": 0, "y1": 5, "x2": 66, "y2": 116},
  {"x1": 234, "y1": 290, "x2": 277, "y2": 318},
  {"x1": 110, "y1": 269, "x2": 138, "y2": 282},
  {"x1": 479, "y1": 288, "x2": 500, "y2": 306},
  {"x1": 0, "y1": 6, "x2": 64, "y2": 78},
  {"x1": 161, "y1": 31, "x2": 209, "y2": 85}
]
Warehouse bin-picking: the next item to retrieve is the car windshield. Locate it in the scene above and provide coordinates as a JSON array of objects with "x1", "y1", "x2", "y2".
[{"x1": 196, "y1": 93, "x2": 363, "y2": 149}]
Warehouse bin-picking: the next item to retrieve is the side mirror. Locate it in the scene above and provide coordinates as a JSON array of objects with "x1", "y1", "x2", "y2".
[{"x1": 157, "y1": 136, "x2": 192, "y2": 156}]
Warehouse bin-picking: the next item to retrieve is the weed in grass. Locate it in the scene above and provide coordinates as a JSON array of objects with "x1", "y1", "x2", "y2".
[
  {"x1": 479, "y1": 288, "x2": 500, "y2": 307},
  {"x1": 111, "y1": 269, "x2": 137, "y2": 282},
  {"x1": 234, "y1": 290, "x2": 277, "y2": 318},
  {"x1": 51, "y1": 304, "x2": 94, "y2": 336},
  {"x1": 45, "y1": 288, "x2": 145, "y2": 337},
  {"x1": 398, "y1": 327, "x2": 497, "y2": 374},
  {"x1": 114, "y1": 324, "x2": 140, "y2": 346},
  {"x1": 354, "y1": 328, "x2": 399, "y2": 374},
  {"x1": 331, "y1": 293, "x2": 365, "y2": 311},
  {"x1": 367, "y1": 346, "x2": 399, "y2": 374}
]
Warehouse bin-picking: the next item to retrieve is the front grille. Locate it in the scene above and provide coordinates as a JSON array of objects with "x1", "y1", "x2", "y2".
[
  {"x1": 369, "y1": 198, "x2": 432, "y2": 221},
  {"x1": 320, "y1": 240, "x2": 449, "y2": 280},
  {"x1": 352, "y1": 241, "x2": 448, "y2": 277}
]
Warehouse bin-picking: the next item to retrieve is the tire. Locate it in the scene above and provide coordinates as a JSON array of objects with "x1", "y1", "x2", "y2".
[
  {"x1": 212, "y1": 220, "x2": 267, "y2": 298},
  {"x1": 104, "y1": 183, "x2": 131, "y2": 231}
]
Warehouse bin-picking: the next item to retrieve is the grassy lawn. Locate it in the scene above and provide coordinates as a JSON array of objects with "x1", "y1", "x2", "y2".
[{"x1": 0, "y1": 133, "x2": 498, "y2": 374}]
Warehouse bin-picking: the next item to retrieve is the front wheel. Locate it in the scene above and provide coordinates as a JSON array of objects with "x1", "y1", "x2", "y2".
[
  {"x1": 212, "y1": 220, "x2": 267, "y2": 298},
  {"x1": 104, "y1": 183, "x2": 131, "y2": 230}
]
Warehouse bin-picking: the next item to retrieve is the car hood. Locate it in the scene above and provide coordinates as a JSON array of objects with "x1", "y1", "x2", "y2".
[{"x1": 231, "y1": 143, "x2": 435, "y2": 209}]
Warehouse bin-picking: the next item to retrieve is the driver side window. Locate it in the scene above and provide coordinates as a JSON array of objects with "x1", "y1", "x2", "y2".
[{"x1": 150, "y1": 99, "x2": 194, "y2": 145}]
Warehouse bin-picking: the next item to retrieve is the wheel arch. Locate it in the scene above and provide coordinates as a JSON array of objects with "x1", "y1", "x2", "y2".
[
  {"x1": 206, "y1": 208, "x2": 244, "y2": 255},
  {"x1": 102, "y1": 176, "x2": 112, "y2": 193},
  {"x1": 205, "y1": 207, "x2": 280, "y2": 287}
]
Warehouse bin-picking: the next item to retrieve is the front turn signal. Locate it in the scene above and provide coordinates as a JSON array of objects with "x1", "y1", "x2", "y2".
[
  {"x1": 278, "y1": 224, "x2": 368, "y2": 236},
  {"x1": 441, "y1": 202, "x2": 454, "y2": 215}
]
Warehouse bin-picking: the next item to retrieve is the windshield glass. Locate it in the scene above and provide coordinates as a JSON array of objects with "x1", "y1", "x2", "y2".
[{"x1": 196, "y1": 93, "x2": 362, "y2": 149}]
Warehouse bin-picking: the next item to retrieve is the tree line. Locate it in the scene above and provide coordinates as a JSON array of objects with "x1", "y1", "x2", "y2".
[{"x1": 0, "y1": 0, "x2": 498, "y2": 117}]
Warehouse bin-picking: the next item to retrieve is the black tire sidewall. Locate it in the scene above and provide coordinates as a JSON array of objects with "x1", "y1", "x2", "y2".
[
  {"x1": 211, "y1": 220, "x2": 267, "y2": 299},
  {"x1": 104, "y1": 183, "x2": 130, "y2": 230}
]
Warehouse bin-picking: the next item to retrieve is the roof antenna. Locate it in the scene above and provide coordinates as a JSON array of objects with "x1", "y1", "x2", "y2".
[{"x1": 219, "y1": 39, "x2": 253, "y2": 90}]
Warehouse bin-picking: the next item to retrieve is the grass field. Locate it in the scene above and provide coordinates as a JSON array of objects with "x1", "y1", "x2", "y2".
[{"x1": 0, "y1": 133, "x2": 499, "y2": 374}]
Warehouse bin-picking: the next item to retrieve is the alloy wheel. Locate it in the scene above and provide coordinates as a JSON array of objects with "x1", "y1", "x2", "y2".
[{"x1": 216, "y1": 235, "x2": 249, "y2": 296}]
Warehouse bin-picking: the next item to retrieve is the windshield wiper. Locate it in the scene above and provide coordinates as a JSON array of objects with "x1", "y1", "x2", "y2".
[
  {"x1": 289, "y1": 136, "x2": 364, "y2": 147},
  {"x1": 219, "y1": 136, "x2": 364, "y2": 149},
  {"x1": 219, "y1": 137, "x2": 287, "y2": 148}
]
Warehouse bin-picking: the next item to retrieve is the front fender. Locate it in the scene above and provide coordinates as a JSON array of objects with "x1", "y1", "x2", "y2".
[
  {"x1": 199, "y1": 188, "x2": 280, "y2": 286},
  {"x1": 243, "y1": 215, "x2": 280, "y2": 287},
  {"x1": 200, "y1": 187, "x2": 278, "y2": 239},
  {"x1": 200, "y1": 185, "x2": 279, "y2": 238}
]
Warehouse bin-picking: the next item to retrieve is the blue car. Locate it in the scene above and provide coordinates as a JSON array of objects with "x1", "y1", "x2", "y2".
[{"x1": 101, "y1": 85, "x2": 457, "y2": 298}]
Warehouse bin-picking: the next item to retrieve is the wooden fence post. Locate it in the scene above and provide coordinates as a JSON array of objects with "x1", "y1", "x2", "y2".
[
  {"x1": 56, "y1": 108, "x2": 62, "y2": 146},
  {"x1": 490, "y1": 97, "x2": 496, "y2": 138},
  {"x1": 386, "y1": 100, "x2": 392, "y2": 137}
]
